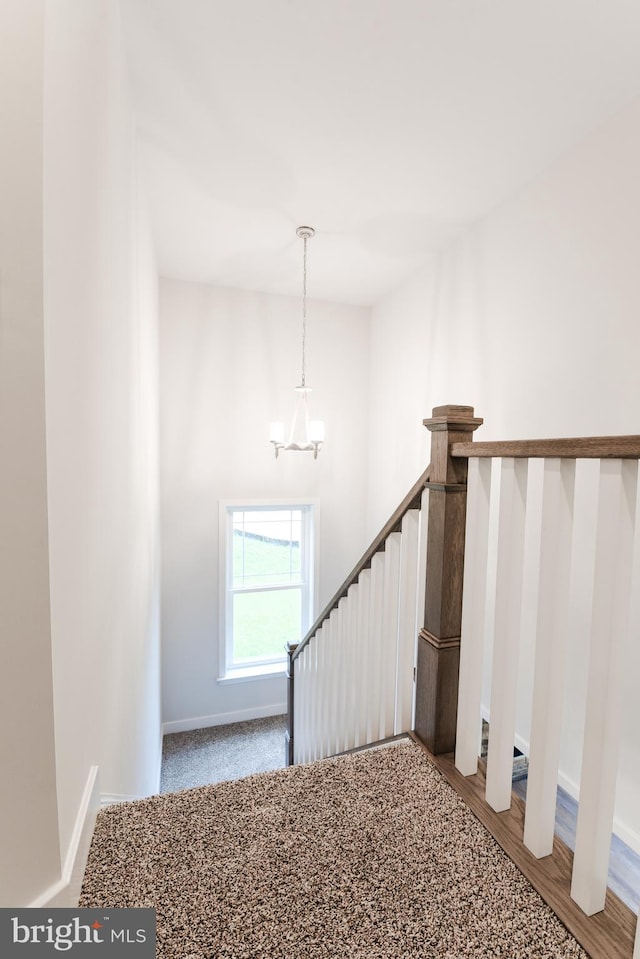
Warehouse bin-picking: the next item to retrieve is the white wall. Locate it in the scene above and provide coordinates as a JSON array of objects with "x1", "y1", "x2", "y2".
[
  {"x1": 368, "y1": 97, "x2": 640, "y2": 849},
  {"x1": 0, "y1": 0, "x2": 62, "y2": 908},
  {"x1": 159, "y1": 280, "x2": 369, "y2": 729},
  {"x1": 44, "y1": 0, "x2": 161, "y2": 826},
  {"x1": 0, "y1": 0, "x2": 161, "y2": 907},
  {"x1": 370, "y1": 98, "x2": 640, "y2": 516}
]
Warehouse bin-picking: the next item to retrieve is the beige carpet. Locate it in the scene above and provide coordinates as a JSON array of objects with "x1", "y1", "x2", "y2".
[
  {"x1": 160, "y1": 715, "x2": 287, "y2": 793},
  {"x1": 80, "y1": 741, "x2": 587, "y2": 958}
]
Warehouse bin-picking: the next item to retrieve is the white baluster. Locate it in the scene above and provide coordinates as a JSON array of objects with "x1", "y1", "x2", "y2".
[
  {"x1": 300, "y1": 644, "x2": 311, "y2": 763},
  {"x1": 334, "y1": 595, "x2": 348, "y2": 754},
  {"x1": 524, "y1": 458, "x2": 576, "y2": 858},
  {"x1": 366, "y1": 552, "x2": 385, "y2": 744},
  {"x1": 343, "y1": 583, "x2": 359, "y2": 752},
  {"x1": 486, "y1": 457, "x2": 529, "y2": 813},
  {"x1": 571, "y1": 459, "x2": 638, "y2": 915},
  {"x1": 310, "y1": 627, "x2": 322, "y2": 762},
  {"x1": 355, "y1": 568, "x2": 372, "y2": 747},
  {"x1": 318, "y1": 615, "x2": 331, "y2": 759},
  {"x1": 298, "y1": 645, "x2": 308, "y2": 764},
  {"x1": 301, "y1": 644, "x2": 312, "y2": 764},
  {"x1": 328, "y1": 600, "x2": 342, "y2": 756},
  {"x1": 302, "y1": 638, "x2": 312, "y2": 763},
  {"x1": 293, "y1": 647, "x2": 301, "y2": 764},
  {"x1": 380, "y1": 532, "x2": 401, "y2": 740},
  {"x1": 300, "y1": 644, "x2": 310, "y2": 763},
  {"x1": 456, "y1": 456, "x2": 492, "y2": 776},
  {"x1": 326, "y1": 606, "x2": 340, "y2": 756},
  {"x1": 395, "y1": 509, "x2": 420, "y2": 734},
  {"x1": 326, "y1": 613, "x2": 337, "y2": 759}
]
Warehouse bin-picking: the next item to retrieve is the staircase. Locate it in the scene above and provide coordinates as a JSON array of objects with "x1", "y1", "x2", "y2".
[{"x1": 287, "y1": 466, "x2": 430, "y2": 765}]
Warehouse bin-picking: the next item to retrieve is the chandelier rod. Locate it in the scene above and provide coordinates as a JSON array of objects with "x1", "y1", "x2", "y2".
[
  {"x1": 301, "y1": 232, "x2": 307, "y2": 388},
  {"x1": 296, "y1": 225, "x2": 314, "y2": 389}
]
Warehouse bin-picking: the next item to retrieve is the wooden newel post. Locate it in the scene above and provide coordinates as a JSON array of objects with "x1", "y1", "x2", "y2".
[
  {"x1": 285, "y1": 642, "x2": 298, "y2": 766},
  {"x1": 414, "y1": 404, "x2": 483, "y2": 754}
]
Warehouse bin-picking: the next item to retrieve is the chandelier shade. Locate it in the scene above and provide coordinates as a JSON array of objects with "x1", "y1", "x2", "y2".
[{"x1": 270, "y1": 226, "x2": 324, "y2": 460}]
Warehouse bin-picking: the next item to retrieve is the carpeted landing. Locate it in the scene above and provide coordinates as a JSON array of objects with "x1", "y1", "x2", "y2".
[
  {"x1": 80, "y1": 741, "x2": 587, "y2": 958},
  {"x1": 160, "y1": 715, "x2": 286, "y2": 793}
]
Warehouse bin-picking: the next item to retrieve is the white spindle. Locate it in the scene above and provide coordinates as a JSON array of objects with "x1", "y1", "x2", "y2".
[
  {"x1": 343, "y1": 582, "x2": 359, "y2": 752},
  {"x1": 486, "y1": 457, "x2": 529, "y2": 813},
  {"x1": 320, "y1": 613, "x2": 334, "y2": 759},
  {"x1": 571, "y1": 459, "x2": 638, "y2": 915},
  {"x1": 303, "y1": 643, "x2": 312, "y2": 764},
  {"x1": 334, "y1": 595, "x2": 348, "y2": 754},
  {"x1": 456, "y1": 456, "x2": 492, "y2": 776},
  {"x1": 524, "y1": 458, "x2": 576, "y2": 858},
  {"x1": 317, "y1": 624, "x2": 327, "y2": 761},
  {"x1": 294, "y1": 645, "x2": 304, "y2": 764},
  {"x1": 412, "y1": 489, "x2": 430, "y2": 725},
  {"x1": 395, "y1": 508, "x2": 420, "y2": 734},
  {"x1": 329, "y1": 608, "x2": 341, "y2": 758},
  {"x1": 293, "y1": 645, "x2": 303, "y2": 764},
  {"x1": 355, "y1": 568, "x2": 372, "y2": 747},
  {"x1": 366, "y1": 552, "x2": 385, "y2": 743},
  {"x1": 380, "y1": 531, "x2": 401, "y2": 740},
  {"x1": 309, "y1": 626, "x2": 323, "y2": 762},
  {"x1": 303, "y1": 638, "x2": 314, "y2": 762},
  {"x1": 328, "y1": 605, "x2": 342, "y2": 756},
  {"x1": 301, "y1": 643, "x2": 311, "y2": 763}
]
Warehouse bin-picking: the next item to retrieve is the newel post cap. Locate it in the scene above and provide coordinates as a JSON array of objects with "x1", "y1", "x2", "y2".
[{"x1": 423, "y1": 405, "x2": 484, "y2": 433}]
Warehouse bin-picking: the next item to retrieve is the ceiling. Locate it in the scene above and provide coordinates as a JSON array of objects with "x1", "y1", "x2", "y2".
[{"x1": 122, "y1": 0, "x2": 640, "y2": 307}]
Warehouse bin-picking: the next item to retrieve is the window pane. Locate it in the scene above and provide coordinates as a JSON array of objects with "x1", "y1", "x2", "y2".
[
  {"x1": 232, "y1": 588, "x2": 301, "y2": 662},
  {"x1": 232, "y1": 509, "x2": 302, "y2": 587}
]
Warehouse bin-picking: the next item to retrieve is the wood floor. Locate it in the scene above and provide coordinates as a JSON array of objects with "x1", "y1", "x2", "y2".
[
  {"x1": 479, "y1": 718, "x2": 640, "y2": 911},
  {"x1": 410, "y1": 733, "x2": 638, "y2": 959},
  {"x1": 512, "y1": 776, "x2": 640, "y2": 913}
]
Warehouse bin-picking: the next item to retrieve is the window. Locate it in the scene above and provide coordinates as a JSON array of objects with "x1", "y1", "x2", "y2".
[{"x1": 219, "y1": 502, "x2": 317, "y2": 680}]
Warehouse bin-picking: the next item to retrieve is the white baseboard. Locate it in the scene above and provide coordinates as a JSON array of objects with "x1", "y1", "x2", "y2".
[
  {"x1": 29, "y1": 766, "x2": 100, "y2": 908},
  {"x1": 155, "y1": 726, "x2": 164, "y2": 795},
  {"x1": 611, "y1": 818, "x2": 640, "y2": 856},
  {"x1": 162, "y1": 701, "x2": 287, "y2": 736},
  {"x1": 29, "y1": 876, "x2": 70, "y2": 909}
]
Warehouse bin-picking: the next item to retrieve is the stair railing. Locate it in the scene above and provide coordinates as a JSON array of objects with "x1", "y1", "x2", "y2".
[
  {"x1": 286, "y1": 466, "x2": 430, "y2": 766},
  {"x1": 286, "y1": 404, "x2": 483, "y2": 766},
  {"x1": 287, "y1": 402, "x2": 640, "y2": 958},
  {"x1": 447, "y1": 427, "x2": 640, "y2": 959}
]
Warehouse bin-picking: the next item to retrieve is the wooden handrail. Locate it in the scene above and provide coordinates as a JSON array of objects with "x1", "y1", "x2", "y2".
[
  {"x1": 290, "y1": 464, "x2": 432, "y2": 664},
  {"x1": 452, "y1": 435, "x2": 640, "y2": 460}
]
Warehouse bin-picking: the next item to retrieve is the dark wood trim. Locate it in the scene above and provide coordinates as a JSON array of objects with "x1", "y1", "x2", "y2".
[
  {"x1": 415, "y1": 406, "x2": 483, "y2": 753},
  {"x1": 419, "y1": 627, "x2": 460, "y2": 651},
  {"x1": 291, "y1": 464, "x2": 431, "y2": 663},
  {"x1": 285, "y1": 642, "x2": 297, "y2": 766},
  {"x1": 335, "y1": 733, "x2": 410, "y2": 757},
  {"x1": 409, "y1": 734, "x2": 637, "y2": 959},
  {"x1": 452, "y1": 436, "x2": 640, "y2": 460},
  {"x1": 423, "y1": 405, "x2": 484, "y2": 434},
  {"x1": 424, "y1": 482, "x2": 468, "y2": 493},
  {"x1": 414, "y1": 638, "x2": 460, "y2": 754}
]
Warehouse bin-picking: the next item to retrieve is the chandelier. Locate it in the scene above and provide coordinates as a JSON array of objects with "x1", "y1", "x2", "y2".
[{"x1": 270, "y1": 226, "x2": 324, "y2": 459}]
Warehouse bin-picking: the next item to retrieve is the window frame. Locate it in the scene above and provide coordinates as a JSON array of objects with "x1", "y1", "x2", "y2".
[{"x1": 218, "y1": 499, "x2": 319, "y2": 683}]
